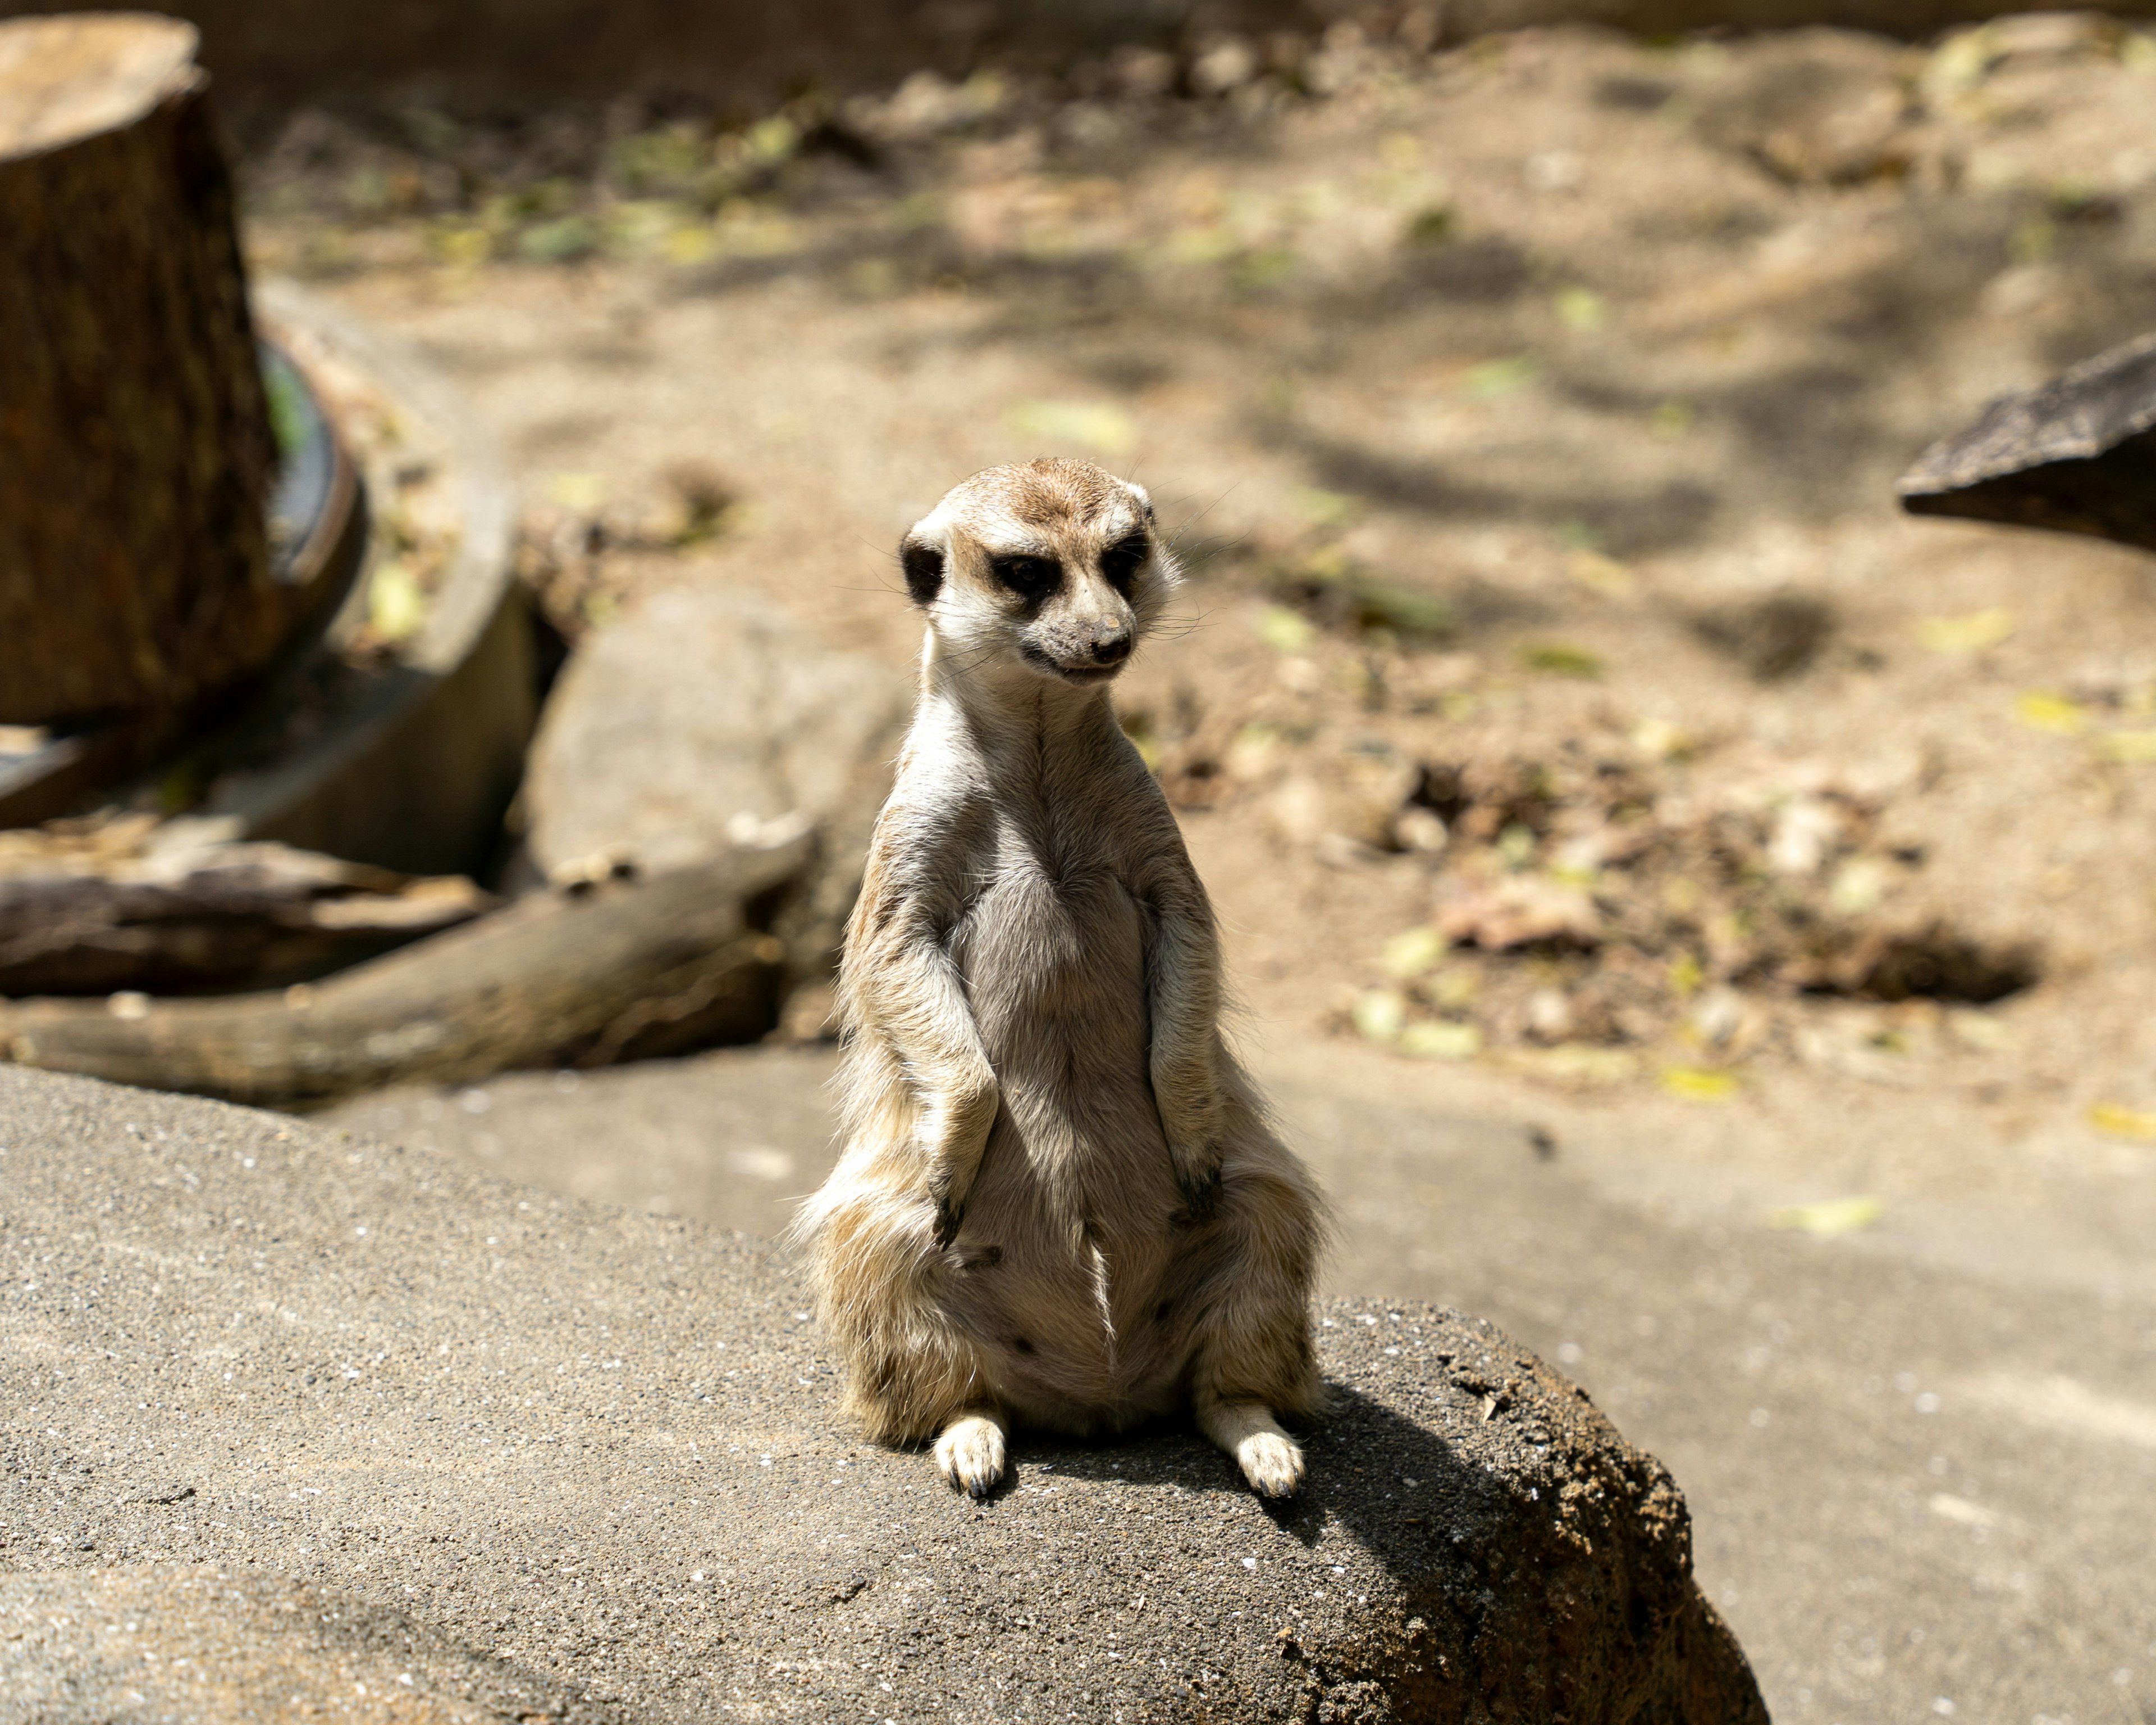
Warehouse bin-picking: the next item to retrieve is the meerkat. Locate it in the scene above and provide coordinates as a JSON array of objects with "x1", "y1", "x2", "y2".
[{"x1": 785, "y1": 457, "x2": 1326, "y2": 1500}]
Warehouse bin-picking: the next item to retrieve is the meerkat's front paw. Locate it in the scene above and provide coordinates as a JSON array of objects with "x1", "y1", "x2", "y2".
[
  {"x1": 933, "y1": 1411, "x2": 1007, "y2": 1499},
  {"x1": 1237, "y1": 1429, "x2": 1306, "y2": 1498}
]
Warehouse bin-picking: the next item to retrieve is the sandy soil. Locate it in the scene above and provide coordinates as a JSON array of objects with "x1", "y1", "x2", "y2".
[{"x1": 247, "y1": 13, "x2": 2156, "y2": 1225}]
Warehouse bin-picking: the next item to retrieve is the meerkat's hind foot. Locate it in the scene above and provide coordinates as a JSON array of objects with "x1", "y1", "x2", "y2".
[
  {"x1": 1198, "y1": 1398, "x2": 1307, "y2": 1499},
  {"x1": 1239, "y1": 1428, "x2": 1305, "y2": 1499},
  {"x1": 932, "y1": 1409, "x2": 1008, "y2": 1499}
]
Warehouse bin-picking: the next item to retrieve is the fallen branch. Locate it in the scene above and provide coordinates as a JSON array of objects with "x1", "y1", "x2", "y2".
[
  {"x1": 0, "y1": 836, "x2": 812, "y2": 1105},
  {"x1": 0, "y1": 838, "x2": 493, "y2": 996}
]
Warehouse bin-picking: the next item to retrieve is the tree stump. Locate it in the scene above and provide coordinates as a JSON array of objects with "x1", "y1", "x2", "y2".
[{"x1": 0, "y1": 13, "x2": 283, "y2": 728}]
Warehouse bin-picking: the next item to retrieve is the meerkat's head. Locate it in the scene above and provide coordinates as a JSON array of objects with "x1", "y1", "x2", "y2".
[{"x1": 899, "y1": 458, "x2": 1176, "y2": 687}]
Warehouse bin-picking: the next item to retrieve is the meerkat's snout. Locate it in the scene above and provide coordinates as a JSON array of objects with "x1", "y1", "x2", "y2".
[{"x1": 899, "y1": 458, "x2": 1174, "y2": 687}]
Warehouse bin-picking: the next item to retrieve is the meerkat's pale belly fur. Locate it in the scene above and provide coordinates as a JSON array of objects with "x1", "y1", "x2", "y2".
[
  {"x1": 796, "y1": 706, "x2": 1323, "y2": 1445},
  {"x1": 948, "y1": 792, "x2": 1259, "y2": 1430}
]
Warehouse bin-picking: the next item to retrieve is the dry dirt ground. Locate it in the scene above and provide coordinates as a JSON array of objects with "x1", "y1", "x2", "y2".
[
  {"x1": 252, "y1": 15, "x2": 2156, "y2": 1206},
  {"x1": 253, "y1": 14, "x2": 2156, "y2": 1719}
]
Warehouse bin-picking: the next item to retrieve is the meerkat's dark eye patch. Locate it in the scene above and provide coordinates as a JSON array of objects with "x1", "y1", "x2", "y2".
[
  {"x1": 990, "y1": 554, "x2": 1062, "y2": 603},
  {"x1": 901, "y1": 541, "x2": 945, "y2": 605},
  {"x1": 1099, "y1": 531, "x2": 1150, "y2": 589}
]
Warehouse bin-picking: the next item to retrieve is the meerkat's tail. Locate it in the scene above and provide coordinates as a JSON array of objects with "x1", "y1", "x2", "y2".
[
  {"x1": 786, "y1": 1151, "x2": 988, "y2": 1446},
  {"x1": 1187, "y1": 1085, "x2": 1332, "y2": 1425}
]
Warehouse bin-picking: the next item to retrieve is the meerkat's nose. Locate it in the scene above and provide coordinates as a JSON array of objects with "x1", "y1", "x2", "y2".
[{"x1": 1088, "y1": 622, "x2": 1133, "y2": 665}]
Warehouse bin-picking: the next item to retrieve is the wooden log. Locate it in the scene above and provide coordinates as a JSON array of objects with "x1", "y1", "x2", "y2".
[
  {"x1": 1898, "y1": 332, "x2": 2156, "y2": 553},
  {"x1": 0, "y1": 837, "x2": 496, "y2": 997},
  {"x1": 0, "y1": 14, "x2": 284, "y2": 727},
  {"x1": 0, "y1": 837, "x2": 811, "y2": 1105}
]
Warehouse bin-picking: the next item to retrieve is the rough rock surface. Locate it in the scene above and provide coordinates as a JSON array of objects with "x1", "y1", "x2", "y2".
[
  {"x1": 518, "y1": 585, "x2": 911, "y2": 978},
  {"x1": 0, "y1": 1067, "x2": 1765, "y2": 1722}
]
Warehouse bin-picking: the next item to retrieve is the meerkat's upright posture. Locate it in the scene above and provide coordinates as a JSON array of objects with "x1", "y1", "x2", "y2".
[{"x1": 787, "y1": 458, "x2": 1325, "y2": 1499}]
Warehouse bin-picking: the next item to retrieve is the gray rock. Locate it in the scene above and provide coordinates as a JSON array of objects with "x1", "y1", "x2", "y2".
[
  {"x1": 518, "y1": 586, "x2": 911, "y2": 976},
  {"x1": 0, "y1": 1066, "x2": 1765, "y2": 1723}
]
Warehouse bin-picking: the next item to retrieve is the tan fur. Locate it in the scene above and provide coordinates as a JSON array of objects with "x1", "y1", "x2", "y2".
[{"x1": 785, "y1": 458, "x2": 1326, "y2": 1498}]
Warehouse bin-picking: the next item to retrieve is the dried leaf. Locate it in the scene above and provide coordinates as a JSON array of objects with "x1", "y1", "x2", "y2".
[
  {"x1": 1513, "y1": 1044, "x2": 1637, "y2": 1087},
  {"x1": 1829, "y1": 857, "x2": 1889, "y2": 915},
  {"x1": 2014, "y1": 692, "x2": 2086, "y2": 734},
  {"x1": 1438, "y1": 878, "x2": 1600, "y2": 951},
  {"x1": 1631, "y1": 718, "x2": 1692, "y2": 760},
  {"x1": 1947, "y1": 1011, "x2": 2016, "y2": 1051},
  {"x1": 2096, "y1": 728, "x2": 2156, "y2": 764},
  {"x1": 1462, "y1": 355, "x2": 1540, "y2": 401},
  {"x1": 430, "y1": 222, "x2": 494, "y2": 268},
  {"x1": 1519, "y1": 642, "x2": 1604, "y2": 679},
  {"x1": 1402, "y1": 205, "x2": 1454, "y2": 245},
  {"x1": 1256, "y1": 606, "x2": 1318, "y2": 654},
  {"x1": 1291, "y1": 487, "x2": 1360, "y2": 528},
  {"x1": 1660, "y1": 1065, "x2": 1739, "y2": 1102},
  {"x1": 547, "y1": 472, "x2": 609, "y2": 512},
  {"x1": 1555, "y1": 286, "x2": 1606, "y2": 332},
  {"x1": 1769, "y1": 1194, "x2": 1884, "y2": 1234},
  {"x1": 2089, "y1": 1102, "x2": 2156, "y2": 1140},
  {"x1": 1400, "y1": 1020, "x2": 1482, "y2": 1060},
  {"x1": 366, "y1": 561, "x2": 427, "y2": 643},
  {"x1": 1006, "y1": 399, "x2": 1139, "y2": 457},
  {"x1": 1230, "y1": 247, "x2": 1299, "y2": 296},
  {"x1": 1351, "y1": 988, "x2": 1407, "y2": 1044},
  {"x1": 1350, "y1": 581, "x2": 1451, "y2": 637},
  {"x1": 664, "y1": 225, "x2": 718, "y2": 266},
  {"x1": 1568, "y1": 550, "x2": 1637, "y2": 600},
  {"x1": 1380, "y1": 926, "x2": 1449, "y2": 979},
  {"x1": 519, "y1": 215, "x2": 600, "y2": 262},
  {"x1": 1918, "y1": 608, "x2": 2015, "y2": 654}
]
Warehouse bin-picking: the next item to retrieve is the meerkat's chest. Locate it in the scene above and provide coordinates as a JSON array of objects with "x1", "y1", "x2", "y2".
[{"x1": 952, "y1": 819, "x2": 1149, "y2": 1026}]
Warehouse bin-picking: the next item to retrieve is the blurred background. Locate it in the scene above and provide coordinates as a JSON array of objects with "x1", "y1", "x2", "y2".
[{"x1": 4, "y1": 2, "x2": 2155, "y2": 1721}]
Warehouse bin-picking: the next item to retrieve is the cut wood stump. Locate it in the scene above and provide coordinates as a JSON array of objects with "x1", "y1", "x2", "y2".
[
  {"x1": 0, "y1": 13, "x2": 284, "y2": 727},
  {"x1": 1898, "y1": 331, "x2": 2156, "y2": 553},
  {"x1": 0, "y1": 836, "x2": 814, "y2": 1104}
]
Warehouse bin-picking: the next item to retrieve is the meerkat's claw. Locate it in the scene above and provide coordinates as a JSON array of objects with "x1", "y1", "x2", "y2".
[
  {"x1": 1238, "y1": 1430, "x2": 1307, "y2": 1498},
  {"x1": 933, "y1": 1412, "x2": 1007, "y2": 1498},
  {"x1": 932, "y1": 1197, "x2": 965, "y2": 1249},
  {"x1": 1174, "y1": 1162, "x2": 1224, "y2": 1226}
]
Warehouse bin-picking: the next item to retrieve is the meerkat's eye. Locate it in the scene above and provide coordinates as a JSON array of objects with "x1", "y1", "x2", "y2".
[
  {"x1": 990, "y1": 554, "x2": 1062, "y2": 603},
  {"x1": 1099, "y1": 532, "x2": 1150, "y2": 590},
  {"x1": 901, "y1": 541, "x2": 945, "y2": 605}
]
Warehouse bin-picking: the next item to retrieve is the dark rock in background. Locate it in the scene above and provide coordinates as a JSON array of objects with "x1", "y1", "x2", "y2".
[{"x1": 1899, "y1": 331, "x2": 2156, "y2": 553}]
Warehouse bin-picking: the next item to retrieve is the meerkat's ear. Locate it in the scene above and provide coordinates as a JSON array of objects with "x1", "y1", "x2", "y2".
[{"x1": 901, "y1": 536, "x2": 945, "y2": 606}]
